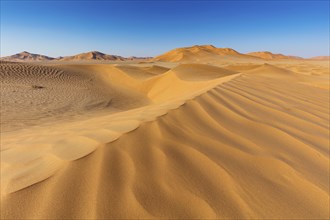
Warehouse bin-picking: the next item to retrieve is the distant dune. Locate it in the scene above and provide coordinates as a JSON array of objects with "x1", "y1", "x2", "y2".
[
  {"x1": 310, "y1": 56, "x2": 330, "y2": 60},
  {"x1": 126, "y1": 56, "x2": 153, "y2": 60},
  {"x1": 59, "y1": 51, "x2": 125, "y2": 61},
  {"x1": 0, "y1": 51, "x2": 55, "y2": 62},
  {"x1": 152, "y1": 45, "x2": 259, "y2": 62},
  {"x1": 0, "y1": 51, "x2": 151, "y2": 62},
  {"x1": 246, "y1": 51, "x2": 303, "y2": 60},
  {"x1": 1, "y1": 46, "x2": 327, "y2": 63}
]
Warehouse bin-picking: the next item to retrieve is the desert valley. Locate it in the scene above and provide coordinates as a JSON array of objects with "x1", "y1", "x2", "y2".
[{"x1": 0, "y1": 44, "x2": 329, "y2": 219}]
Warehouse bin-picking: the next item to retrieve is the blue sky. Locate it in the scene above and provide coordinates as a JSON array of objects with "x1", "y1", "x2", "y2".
[{"x1": 1, "y1": 0, "x2": 329, "y2": 58}]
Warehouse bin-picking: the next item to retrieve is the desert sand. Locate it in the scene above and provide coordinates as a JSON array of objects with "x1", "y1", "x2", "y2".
[{"x1": 0, "y1": 47, "x2": 329, "y2": 219}]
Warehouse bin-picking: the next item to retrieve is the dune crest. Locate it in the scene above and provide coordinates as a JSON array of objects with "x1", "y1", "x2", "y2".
[
  {"x1": 59, "y1": 51, "x2": 125, "y2": 61},
  {"x1": 247, "y1": 51, "x2": 303, "y2": 60},
  {"x1": 152, "y1": 45, "x2": 259, "y2": 62},
  {"x1": 0, "y1": 62, "x2": 239, "y2": 195},
  {"x1": 0, "y1": 51, "x2": 55, "y2": 62},
  {"x1": 310, "y1": 56, "x2": 330, "y2": 60},
  {"x1": 1, "y1": 59, "x2": 328, "y2": 219},
  {"x1": 2, "y1": 46, "x2": 327, "y2": 63}
]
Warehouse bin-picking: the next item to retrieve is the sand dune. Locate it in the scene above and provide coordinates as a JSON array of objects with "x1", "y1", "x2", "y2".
[
  {"x1": 247, "y1": 51, "x2": 303, "y2": 60},
  {"x1": 59, "y1": 51, "x2": 125, "y2": 61},
  {"x1": 1, "y1": 58, "x2": 329, "y2": 219},
  {"x1": 0, "y1": 51, "x2": 151, "y2": 62},
  {"x1": 2, "y1": 47, "x2": 326, "y2": 64},
  {"x1": 310, "y1": 56, "x2": 330, "y2": 60},
  {"x1": 0, "y1": 51, "x2": 55, "y2": 62},
  {"x1": 0, "y1": 62, "x2": 150, "y2": 132},
  {"x1": 113, "y1": 64, "x2": 169, "y2": 79},
  {"x1": 1, "y1": 61, "x2": 238, "y2": 194},
  {"x1": 152, "y1": 45, "x2": 260, "y2": 62},
  {"x1": 171, "y1": 63, "x2": 237, "y2": 80}
]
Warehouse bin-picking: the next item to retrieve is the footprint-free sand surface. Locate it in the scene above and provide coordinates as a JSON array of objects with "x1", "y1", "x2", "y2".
[{"x1": 0, "y1": 58, "x2": 329, "y2": 219}]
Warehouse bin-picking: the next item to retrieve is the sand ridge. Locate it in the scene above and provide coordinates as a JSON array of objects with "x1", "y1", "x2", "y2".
[
  {"x1": 0, "y1": 58, "x2": 329, "y2": 219},
  {"x1": 247, "y1": 51, "x2": 303, "y2": 60},
  {"x1": 0, "y1": 62, "x2": 151, "y2": 132},
  {"x1": 152, "y1": 45, "x2": 261, "y2": 62},
  {"x1": 0, "y1": 61, "x2": 239, "y2": 195}
]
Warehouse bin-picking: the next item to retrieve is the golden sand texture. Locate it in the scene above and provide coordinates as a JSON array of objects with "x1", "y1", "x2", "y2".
[
  {"x1": 0, "y1": 62, "x2": 151, "y2": 132},
  {"x1": 0, "y1": 61, "x2": 239, "y2": 195},
  {"x1": 310, "y1": 56, "x2": 330, "y2": 60},
  {"x1": 246, "y1": 51, "x2": 303, "y2": 60},
  {"x1": 0, "y1": 58, "x2": 329, "y2": 219},
  {"x1": 152, "y1": 45, "x2": 260, "y2": 62}
]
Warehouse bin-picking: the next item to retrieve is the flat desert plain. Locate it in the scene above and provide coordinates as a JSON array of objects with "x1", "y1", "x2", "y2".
[{"x1": 0, "y1": 48, "x2": 329, "y2": 219}]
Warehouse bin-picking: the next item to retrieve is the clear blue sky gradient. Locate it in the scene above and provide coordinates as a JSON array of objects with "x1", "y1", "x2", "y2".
[{"x1": 1, "y1": 0, "x2": 329, "y2": 58}]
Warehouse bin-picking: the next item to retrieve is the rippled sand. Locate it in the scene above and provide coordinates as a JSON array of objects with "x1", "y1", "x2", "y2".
[{"x1": 1, "y1": 59, "x2": 329, "y2": 219}]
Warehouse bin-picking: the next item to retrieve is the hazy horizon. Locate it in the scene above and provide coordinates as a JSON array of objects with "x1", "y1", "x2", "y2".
[{"x1": 1, "y1": 1, "x2": 329, "y2": 58}]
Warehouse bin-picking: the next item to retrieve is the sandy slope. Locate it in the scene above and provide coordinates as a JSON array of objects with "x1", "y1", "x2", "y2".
[
  {"x1": 247, "y1": 51, "x2": 303, "y2": 60},
  {"x1": 0, "y1": 52, "x2": 55, "y2": 62},
  {"x1": 0, "y1": 62, "x2": 239, "y2": 195},
  {"x1": 0, "y1": 62, "x2": 150, "y2": 132},
  {"x1": 152, "y1": 45, "x2": 260, "y2": 63},
  {"x1": 310, "y1": 56, "x2": 330, "y2": 60},
  {"x1": 59, "y1": 51, "x2": 125, "y2": 61},
  {"x1": 0, "y1": 59, "x2": 329, "y2": 219},
  {"x1": 0, "y1": 51, "x2": 151, "y2": 62}
]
